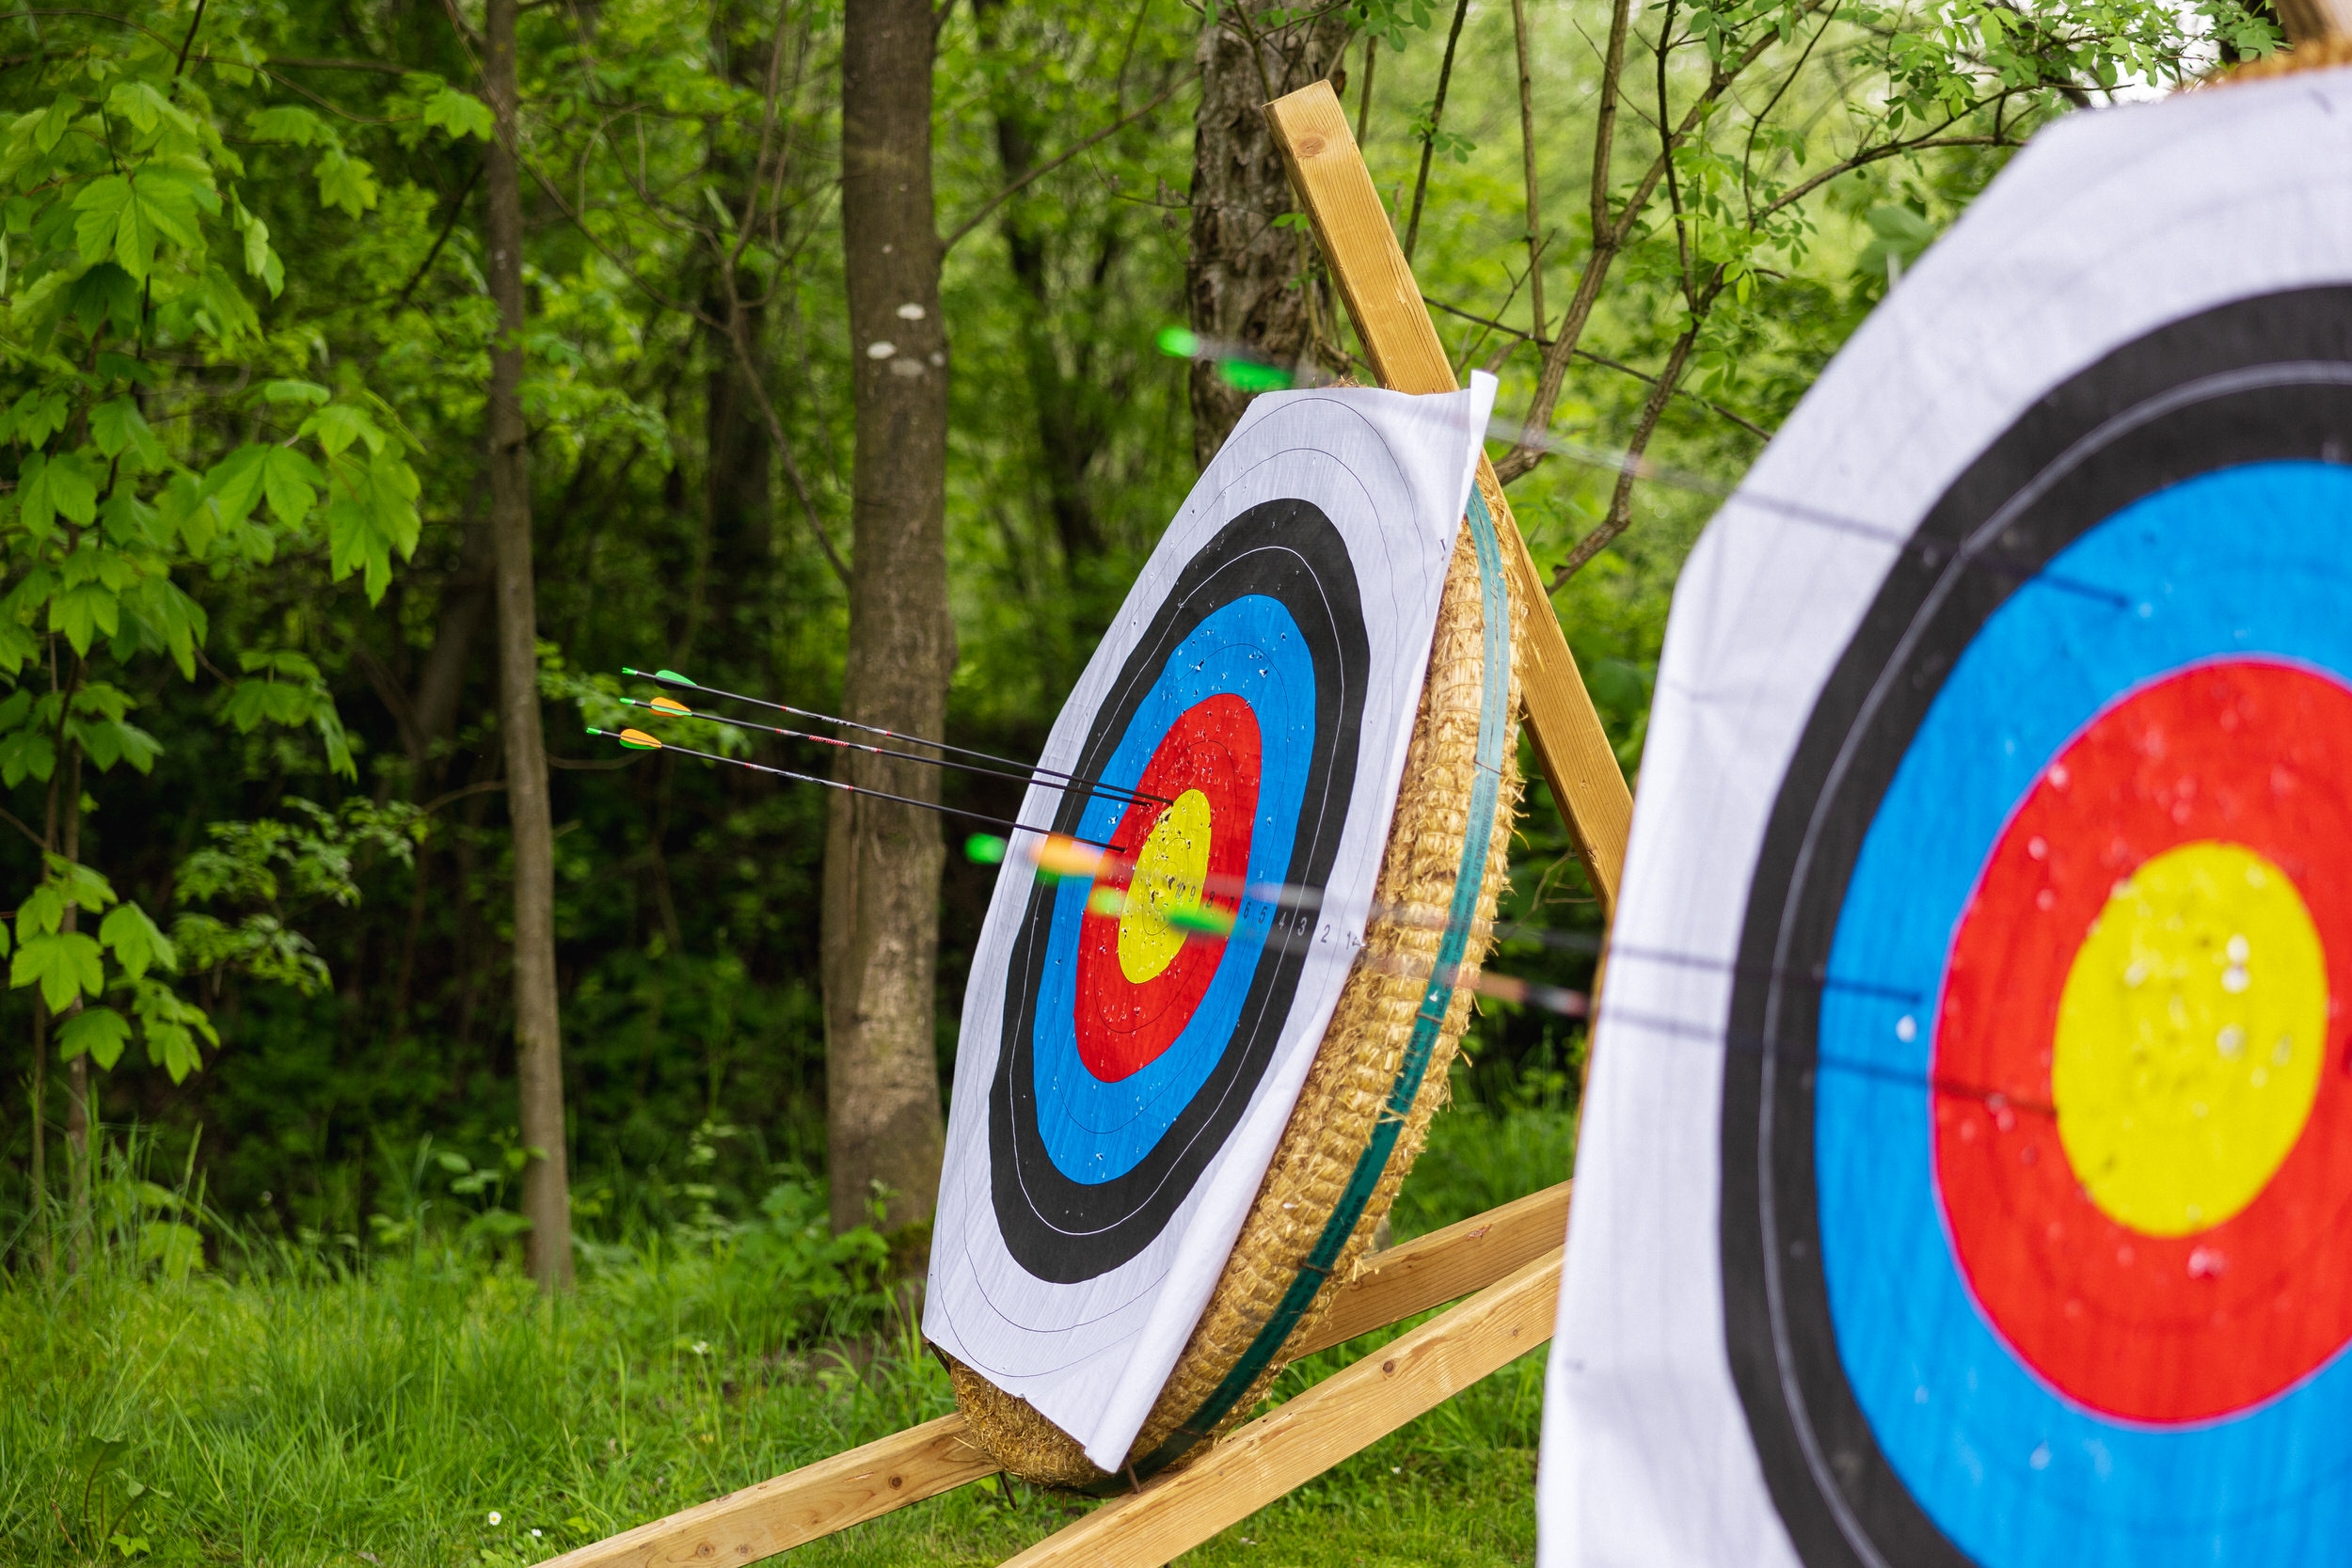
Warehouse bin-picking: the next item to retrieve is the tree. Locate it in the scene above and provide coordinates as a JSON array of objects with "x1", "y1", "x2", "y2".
[
  {"x1": 0, "y1": 5, "x2": 424, "y2": 1262},
  {"x1": 481, "y1": 0, "x2": 574, "y2": 1291},
  {"x1": 826, "y1": 0, "x2": 954, "y2": 1242},
  {"x1": 1184, "y1": 1, "x2": 1356, "y2": 466}
]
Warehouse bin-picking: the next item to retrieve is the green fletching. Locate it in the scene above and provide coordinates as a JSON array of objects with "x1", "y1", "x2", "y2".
[
  {"x1": 1166, "y1": 903, "x2": 1236, "y2": 938},
  {"x1": 1217, "y1": 359, "x2": 1291, "y2": 393},
  {"x1": 654, "y1": 669, "x2": 693, "y2": 686},
  {"x1": 965, "y1": 833, "x2": 1008, "y2": 865},
  {"x1": 1156, "y1": 325, "x2": 1200, "y2": 358}
]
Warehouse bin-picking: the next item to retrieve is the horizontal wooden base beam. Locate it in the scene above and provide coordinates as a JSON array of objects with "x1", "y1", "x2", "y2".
[
  {"x1": 538, "y1": 1414, "x2": 997, "y2": 1568},
  {"x1": 997, "y1": 1247, "x2": 1565, "y2": 1567}
]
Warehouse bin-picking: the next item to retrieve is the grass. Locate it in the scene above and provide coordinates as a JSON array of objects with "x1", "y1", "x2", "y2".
[{"x1": 0, "y1": 1093, "x2": 1574, "y2": 1567}]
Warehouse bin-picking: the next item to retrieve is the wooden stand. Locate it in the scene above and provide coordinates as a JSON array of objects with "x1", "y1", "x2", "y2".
[{"x1": 548, "y1": 79, "x2": 1632, "y2": 1568}]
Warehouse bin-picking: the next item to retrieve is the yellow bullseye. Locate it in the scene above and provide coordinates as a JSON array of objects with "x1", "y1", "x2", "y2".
[
  {"x1": 1117, "y1": 788, "x2": 1214, "y2": 983},
  {"x1": 2052, "y1": 841, "x2": 2328, "y2": 1237}
]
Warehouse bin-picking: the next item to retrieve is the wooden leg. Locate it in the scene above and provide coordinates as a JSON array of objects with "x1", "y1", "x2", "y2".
[
  {"x1": 994, "y1": 1248, "x2": 1564, "y2": 1568},
  {"x1": 1263, "y1": 80, "x2": 1637, "y2": 913}
]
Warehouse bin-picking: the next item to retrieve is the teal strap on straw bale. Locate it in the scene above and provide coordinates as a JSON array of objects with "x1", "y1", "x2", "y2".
[{"x1": 1116, "y1": 483, "x2": 1514, "y2": 1484}]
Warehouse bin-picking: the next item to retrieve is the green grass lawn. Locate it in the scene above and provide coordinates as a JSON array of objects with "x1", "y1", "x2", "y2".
[{"x1": 0, "y1": 1100, "x2": 1573, "y2": 1567}]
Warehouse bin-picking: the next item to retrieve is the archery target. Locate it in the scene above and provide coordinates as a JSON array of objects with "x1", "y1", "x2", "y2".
[
  {"x1": 928, "y1": 377, "x2": 1495, "y2": 1473},
  {"x1": 1542, "y1": 68, "x2": 2352, "y2": 1568},
  {"x1": 993, "y1": 500, "x2": 1366, "y2": 1282}
]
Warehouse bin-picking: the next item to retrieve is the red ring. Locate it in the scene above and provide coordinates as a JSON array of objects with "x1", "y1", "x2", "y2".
[
  {"x1": 1072, "y1": 694, "x2": 1260, "y2": 1083},
  {"x1": 1934, "y1": 658, "x2": 2352, "y2": 1422}
]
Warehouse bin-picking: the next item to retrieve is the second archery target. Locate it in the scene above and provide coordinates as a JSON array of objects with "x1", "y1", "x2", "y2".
[
  {"x1": 928, "y1": 378, "x2": 1500, "y2": 1479},
  {"x1": 1726, "y1": 290, "x2": 2352, "y2": 1568},
  {"x1": 1543, "y1": 69, "x2": 2352, "y2": 1568}
]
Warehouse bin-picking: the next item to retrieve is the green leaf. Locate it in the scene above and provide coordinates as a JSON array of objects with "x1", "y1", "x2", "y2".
[
  {"x1": 31, "y1": 94, "x2": 75, "y2": 155},
  {"x1": 132, "y1": 975, "x2": 215, "y2": 1083},
  {"x1": 70, "y1": 167, "x2": 203, "y2": 281},
  {"x1": 91, "y1": 398, "x2": 166, "y2": 469},
  {"x1": 0, "y1": 725, "x2": 54, "y2": 787},
  {"x1": 261, "y1": 380, "x2": 329, "y2": 406},
  {"x1": 72, "y1": 174, "x2": 132, "y2": 267},
  {"x1": 50, "y1": 853, "x2": 119, "y2": 913},
  {"x1": 100, "y1": 902, "x2": 175, "y2": 980},
  {"x1": 105, "y1": 82, "x2": 183, "y2": 137},
  {"x1": 323, "y1": 445, "x2": 421, "y2": 604},
  {"x1": 200, "y1": 445, "x2": 269, "y2": 531},
  {"x1": 313, "y1": 147, "x2": 379, "y2": 218},
  {"x1": 65, "y1": 263, "x2": 142, "y2": 340},
  {"x1": 19, "y1": 452, "x2": 99, "y2": 542},
  {"x1": 247, "y1": 105, "x2": 325, "y2": 147},
  {"x1": 99, "y1": 486, "x2": 159, "y2": 548},
  {"x1": 72, "y1": 715, "x2": 161, "y2": 774},
  {"x1": 241, "y1": 208, "x2": 281, "y2": 294},
  {"x1": 51, "y1": 580, "x2": 120, "y2": 656},
  {"x1": 0, "y1": 619, "x2": 36, "y2": 681},
  {"x1": 7, "y1": 388, "x2": 69, "y2": 450},
  {"x1": 57, "y1": 1005, "x2": 130, "y2": 1069},
  {"x1": 14, "y1": 930, "x2": 103, "y2": 1011},
  {"x1": 300, "y1": 404, "x2": 373, "y2": 455},
  {"x1": 18, "y1": 885, "x2": 63, "y2": 938},
  {"x1": 421, "y1": 86, "x2": 494, "y2": 141},
  {"x1": 260, "y1": 446, "x2": 323, "y2": 524}
]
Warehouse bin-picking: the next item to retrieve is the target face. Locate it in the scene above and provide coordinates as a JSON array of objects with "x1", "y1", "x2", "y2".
[
  {"x1": 991, "y1": 499, "x2": 1366, "y2": 1280},
  {"x1": 1723, "y1": 288, "x2": 2352, "y2": 1567},
  {"x1": 926, "y1": 381, "x2": 1495, "y2": 1471}
]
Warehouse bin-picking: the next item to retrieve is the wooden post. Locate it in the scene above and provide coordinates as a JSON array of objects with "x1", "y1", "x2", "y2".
[{"x1": 1264, "y1": 81, "x2": 1636, "y2": 913}]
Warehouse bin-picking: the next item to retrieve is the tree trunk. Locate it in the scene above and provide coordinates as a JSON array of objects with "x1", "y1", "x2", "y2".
[
  {"x1": 1185, "y1": 3, "x2": 1353, "y2": 467},
  {"x1": 484, "y1": 0, "x2": 573, "y2": 1291},
  {"x1": 975, "y1": 0, "x2": 1109, "y2": 572},
  {"x1": 827, "y1": 0, "x2": 951, "y2": 1243},
  {"x1": 62, "y1": 740, "x2": 86, "y2": 1275},
  {"x1": 28, "y1": 992, "x2": 46, "y2": 1276}
]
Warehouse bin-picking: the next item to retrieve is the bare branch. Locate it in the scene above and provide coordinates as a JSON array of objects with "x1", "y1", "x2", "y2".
[
  {"x1": 1403, "y1": 0, "x2": 1471, "y2": 261},
  {"x1": 1428, "y1": 295, "x2": 1772, "y2": 438},
  {"x1": 944, "y1": 69, "x2": 1194, "y2": 254},
  {"x1": 1512, "y1": 0, "x2": 1546, "y2": 338},
  {"x1": 1550, "y1": 321, "x2": 1705, "y2": 587}
]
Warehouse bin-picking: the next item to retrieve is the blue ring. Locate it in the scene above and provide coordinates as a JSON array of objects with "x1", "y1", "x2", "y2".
[
  {"x1": 1819, "y1": 463, "x2": 2352, "y2": 1566},
  {"x1": 1029, "y1": 595, "x2": 1317, "y2": 1183}
]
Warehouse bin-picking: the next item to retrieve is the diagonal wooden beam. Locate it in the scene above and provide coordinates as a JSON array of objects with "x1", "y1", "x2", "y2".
[
  {"x1": 1264, "y1": 80, "x2": 1635, "y2": 913},
  {"x1": 1293, "y1": 1179, "x2": 1569, "y2": 1355},
  {"x1": 996, "y1": 1247, "x2": 1565, "y2": 1567},
  {"x1": 537, "y1": 1416, "x2": 997, "y2": 1568}
]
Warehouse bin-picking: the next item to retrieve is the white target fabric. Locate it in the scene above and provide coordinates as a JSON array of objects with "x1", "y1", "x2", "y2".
[
  {"x1": 1538, "y1": 72, "x2": 2352, "y2": 1566},
  {"x1": 928, "y1": 374, "x2": 1496, "y2": 1471}
]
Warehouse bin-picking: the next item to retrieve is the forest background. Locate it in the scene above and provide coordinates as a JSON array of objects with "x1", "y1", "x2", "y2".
[{"x1": 0, "y1": 0, "x2": 2277, "y2": 1560}]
